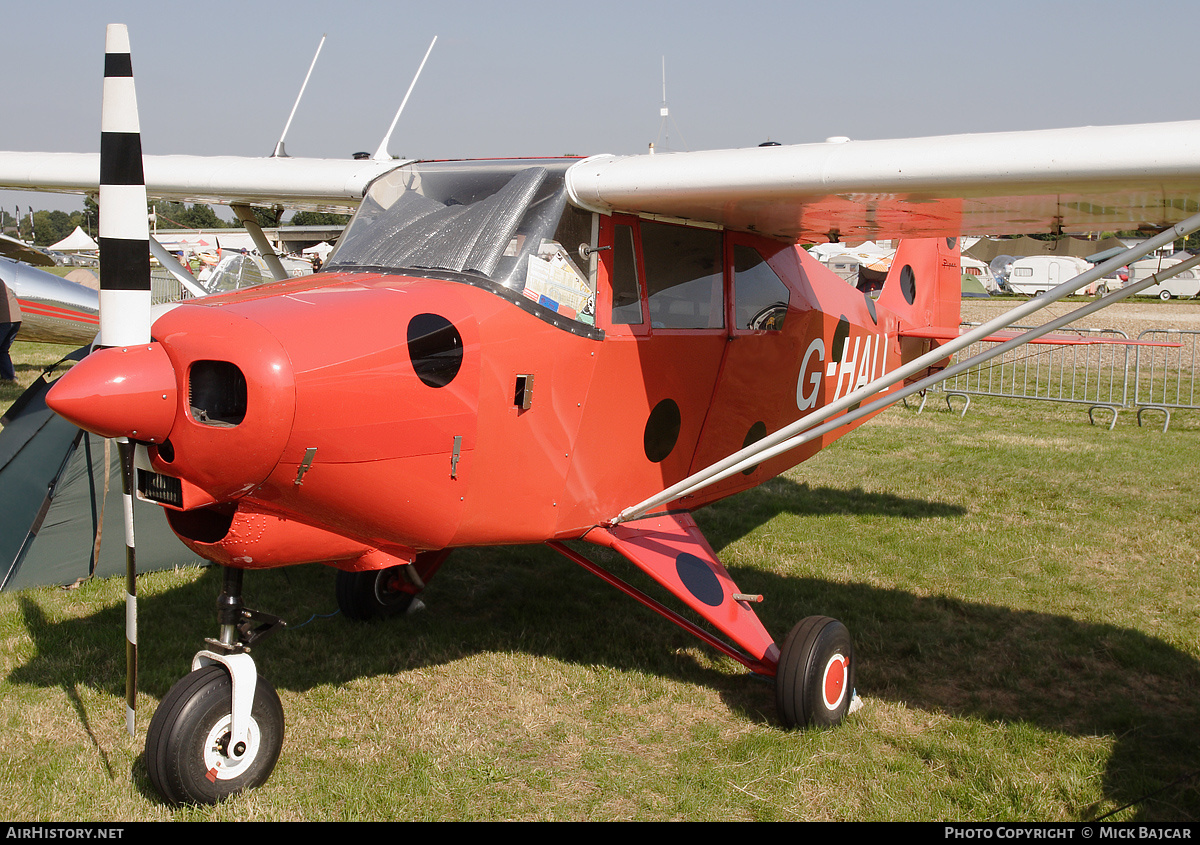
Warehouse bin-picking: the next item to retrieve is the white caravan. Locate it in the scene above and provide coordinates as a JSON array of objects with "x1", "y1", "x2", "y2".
[
  {"x1": 1006, "y1": 255, "x2": 1092, "y2": 296},
  {"x1": 1126, "y1": 255, "x2": 1200, "y2": 300}
]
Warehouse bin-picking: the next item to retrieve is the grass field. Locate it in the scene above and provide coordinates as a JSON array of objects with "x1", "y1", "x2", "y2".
[{"x1": 0, "y1": 339, "x2": 1198, "y2": 821}]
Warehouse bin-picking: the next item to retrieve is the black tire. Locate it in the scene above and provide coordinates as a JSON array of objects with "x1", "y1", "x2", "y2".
[
  {"x1": 775, "y1": 616, "x2": 855, "y2": 729},
  {"x1": 336, "y1": 566, "x2": 415, "y2": 621},
  {"x1": 1159, "y1": 290, "x2": 1172, "y2": 301},
  {"x1": 145, "y1": 666, "x2": 284, "y2": 806}
]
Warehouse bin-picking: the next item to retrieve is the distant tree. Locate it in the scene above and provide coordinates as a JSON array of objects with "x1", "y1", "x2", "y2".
[
  {"x1": 243, "y1": 205, "x2": 284, "y2": 229},
  {"x1": 31, "y1": 210, "x2": 75, "y2": 246},
  {"x1": 83, "y1": 195, "x2": 99, "y2": 237},
  {"x1": 151, "y1": 200, "x2": 228, "y2": 230},
  {"x1": 289, "y1": 211, "x2": 351, "y2": 226},
  {"x1": 176, "y1": 203, "x2": 226, "y2": 230}
]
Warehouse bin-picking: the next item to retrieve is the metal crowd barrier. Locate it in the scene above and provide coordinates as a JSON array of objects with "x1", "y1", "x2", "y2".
[
  {"x1": 1133, "y1": 329, "x2": 1200, "y2": 431},
  {"x1": 922, "y1": 323, "x2": 1134, "y2": 429},
  {"x1": 150, "y1": 268, "x2": 196, "y2": 305},
  {"x1": 916, "y1": 323, "x2": 1200, "y2": 431}
]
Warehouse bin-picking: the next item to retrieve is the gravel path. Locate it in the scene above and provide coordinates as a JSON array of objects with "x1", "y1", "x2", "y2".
[{"x1": 961, "y1": 299, "x2": 1200, "y2": 339}]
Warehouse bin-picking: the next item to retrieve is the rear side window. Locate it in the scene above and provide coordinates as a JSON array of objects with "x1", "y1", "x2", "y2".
[
  {"x1": 610, "y1": 223, "x2": 644, "y2": 325},
  {"x1": 733, "y1": 245, "x2": 789, "y2": 331}
]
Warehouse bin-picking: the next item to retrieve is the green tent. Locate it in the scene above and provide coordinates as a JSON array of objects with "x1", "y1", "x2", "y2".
[
  {"x1": 961, "y1": 273, "x2": 990, "y2": 297},
  {"x1": 0, "y1": 350, "x2": 201, "y2": 591}
]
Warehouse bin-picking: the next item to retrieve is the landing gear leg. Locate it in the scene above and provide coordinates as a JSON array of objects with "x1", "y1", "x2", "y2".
[{"x1": 145, "y1": 567, "x2": 287, "y2": 805}]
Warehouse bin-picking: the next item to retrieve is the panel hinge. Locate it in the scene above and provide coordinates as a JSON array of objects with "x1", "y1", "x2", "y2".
[
  {"x1": 294, "y1": 447, "x2": 317, "y2": 486},
  {"x1": 450, "y1": 435, "x2": 463, "y2": 479}
]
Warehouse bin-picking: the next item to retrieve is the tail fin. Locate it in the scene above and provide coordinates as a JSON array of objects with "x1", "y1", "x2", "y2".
[
  {"x1": 875, "y1": 237, "x2": 962, "y2": 375},
  {"x1": 875, "y1": 237, "x2": 961, "y2": 332}
]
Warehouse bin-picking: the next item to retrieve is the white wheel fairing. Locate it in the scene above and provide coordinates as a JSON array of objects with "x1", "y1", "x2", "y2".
[
  {"x1": 821, "y1": 653, "x2": 849, "y2": 711},
  {"x1": 202, "y1": 714, "x2": 263, "y2": 781}
]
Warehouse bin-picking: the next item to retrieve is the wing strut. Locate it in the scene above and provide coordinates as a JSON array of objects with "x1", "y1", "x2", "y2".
[
  {"x1": 614, "y1": 215, "x2": 1200, "y2": 524},
  {"x1": 148, "y1": 237, "x2": 207, "y2": 298},
  {"x1": 230, "y1": 204, "x2": 290, "y2": 283}
]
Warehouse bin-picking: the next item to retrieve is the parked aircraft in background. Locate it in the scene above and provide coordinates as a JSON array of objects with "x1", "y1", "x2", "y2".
[{"x1": 0, "y1": 255, "x2": 99, "y2": 346}]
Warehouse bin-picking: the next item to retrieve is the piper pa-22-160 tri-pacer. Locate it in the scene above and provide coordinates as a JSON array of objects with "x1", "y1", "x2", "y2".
[{"x1": 5, "y1": 24, "x2": 1200, "y2": 805}]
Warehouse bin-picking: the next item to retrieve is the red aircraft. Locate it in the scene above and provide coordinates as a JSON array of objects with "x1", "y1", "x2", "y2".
[{"x1": 9, "y1": 25, "x2": 1200, "y2": 805}]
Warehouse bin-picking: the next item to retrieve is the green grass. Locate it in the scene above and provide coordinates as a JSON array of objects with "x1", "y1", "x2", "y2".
[{"x1": 0, "y1": 345, "x2": 1198, "y2": 820}]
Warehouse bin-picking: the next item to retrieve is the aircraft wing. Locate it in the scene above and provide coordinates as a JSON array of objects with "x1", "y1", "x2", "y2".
[
  {"x1": 0, "y1": 233, "x2": 55, "y2": 267},
  {"x1": 0, "y1": 152, "x2": 407, "y2": 213},
  {"x1": 566, "y1": 121, "x2": 1200, "y2": 242},
  {"x1": 3, "y1": 120, "x2": 1200, "y2": 240}
]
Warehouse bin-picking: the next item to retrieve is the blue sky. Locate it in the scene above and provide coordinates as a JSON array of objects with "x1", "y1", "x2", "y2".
[{"x1": 3, "y1": 0, "x2": 1196, "y2": 214}]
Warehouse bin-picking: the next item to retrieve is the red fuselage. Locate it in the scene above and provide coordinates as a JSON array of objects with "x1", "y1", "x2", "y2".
[{"x1": 47, "y1": 166, "x2": 958, "y2": 575}]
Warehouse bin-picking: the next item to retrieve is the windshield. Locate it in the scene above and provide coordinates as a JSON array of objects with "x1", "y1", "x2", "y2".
[
  {"x1": 198, "y1": 253, "x2": 266, "y2": 294},
  {"x1": 327, "y1": 159, "x2": 596, "y2": 326}
]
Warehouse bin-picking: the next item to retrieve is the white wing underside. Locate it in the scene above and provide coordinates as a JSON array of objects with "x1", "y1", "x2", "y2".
[
  {"x1": 0, "y1": 151, "x2": 406, "y2": 214},
  {"x1": 565, "y1": 121, "x2": 1200, "y2": 242},
  {"x1": 3, "y1": 119, "x2": 1200, "y2": 241}
]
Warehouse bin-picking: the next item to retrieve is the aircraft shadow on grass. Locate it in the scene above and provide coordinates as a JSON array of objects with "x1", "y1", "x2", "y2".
[{"x1": 7, "y1": 475, "x2": 1197, "y2": 820}]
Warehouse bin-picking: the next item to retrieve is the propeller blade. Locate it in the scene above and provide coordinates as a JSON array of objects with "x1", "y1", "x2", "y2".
[
  {"x1": 100, "y1": 22, "x2": 150, "y2": 736},
  {"x1": 99, "y1": 23, "x2": 151, "y2": 348}
]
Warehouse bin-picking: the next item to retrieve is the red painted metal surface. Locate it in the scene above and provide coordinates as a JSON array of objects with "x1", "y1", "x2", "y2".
[
  {"x1": 45, "y1": 197, "x2": 962, "y2": 667},
  {"x1": 548, "y1": 539, "x2": 777, "y2": 675},
  {"x1": 44, "y1": 342, "x2": 175, "y2": 442},
  {"x1": 580, "y1": 511, "x2": 779, "y2": 671}
]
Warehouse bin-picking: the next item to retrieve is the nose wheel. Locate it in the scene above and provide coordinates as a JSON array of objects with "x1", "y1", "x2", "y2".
[
  {"x1": 775, "y1": 616, "x2": 856, "y2": 728},
  {"x1": 145, "y1": 665, "x2": 284, "y2": 805}
]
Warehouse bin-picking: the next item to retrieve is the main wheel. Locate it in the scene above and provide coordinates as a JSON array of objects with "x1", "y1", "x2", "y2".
[
  {"x1": 1159, "y1": 290, "x2": 1172, "y2": 301},
  {"x1": 145, "y1": 665, "x2": 284, "y2": 805},
  {"x1": 775, "y1": 616, "x2": 855, "y2": 729},
  {"x1": 336, "y1": 565, "x2": 415, "y2": 621}
]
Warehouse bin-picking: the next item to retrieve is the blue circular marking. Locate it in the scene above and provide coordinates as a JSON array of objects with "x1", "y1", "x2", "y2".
[{"x1": 675, "y1": 553, "x2": 724, "y2": 607}]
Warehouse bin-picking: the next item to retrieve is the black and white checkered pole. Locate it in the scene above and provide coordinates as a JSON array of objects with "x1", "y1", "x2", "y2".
[
  {"x1": 100, "y1": 23, "x2": 151, "y2": 738},
  {"x1": 117, "y1": 438, "x2": 138, "y2": 737}
]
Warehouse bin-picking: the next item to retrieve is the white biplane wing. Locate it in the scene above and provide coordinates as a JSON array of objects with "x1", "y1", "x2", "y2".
[{"x1": 565, "y1": 121, "x2": 1200, "y2": 242}]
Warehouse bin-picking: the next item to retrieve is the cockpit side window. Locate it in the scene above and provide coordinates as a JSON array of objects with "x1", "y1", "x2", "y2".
[
  {"x1": 733, "y1": 245, "x2": 789, "y2": 331},
  {"x1": 640, "y1": 220, "x2": 724, "y2": 329},
  {"x1": 518, "y1": 202, "x2": 596, "y2": 325},
  {"x1": 610, "y1": 223, "x2": 644, "y2": 325}
]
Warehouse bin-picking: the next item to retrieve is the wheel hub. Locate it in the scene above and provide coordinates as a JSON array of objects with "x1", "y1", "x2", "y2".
[
  {"x1": 373, "y1": 568, "x2": 409, "y2": 607},
  {"x1": 821, "y1": 653, "x2": 849, "y2": 711},
  {"x1": 204, "y1": 715, "x2": 262, "y2": 780}
]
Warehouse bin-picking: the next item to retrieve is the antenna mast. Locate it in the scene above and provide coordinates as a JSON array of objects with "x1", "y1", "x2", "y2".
[
  {"x1": 654, "y1": 57, "x2": 686, "y2": 153},
  {"x1": 273, "y1": 34, "x2": 326, "y2": 158},
  {"x1": 373, "y1": 36, "x2": 438, "y2": 161}
]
